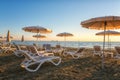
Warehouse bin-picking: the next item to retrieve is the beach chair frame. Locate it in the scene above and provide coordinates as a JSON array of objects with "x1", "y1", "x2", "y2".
[
  {"x1": 63, "y1": 48, "x2": 85, "y2": 59},
  {"x1": 20, "y1": 50, "x2": 61, "y2": 72},
  {"x1": 93, "y1": 45, "x2": 102, "y2": 57},
  {"x1": 27, "y1": 45, "x2": 54, "y2": 56},
  {"x1": 114, "y1": 46, "x2": 120, "y2": 59}
]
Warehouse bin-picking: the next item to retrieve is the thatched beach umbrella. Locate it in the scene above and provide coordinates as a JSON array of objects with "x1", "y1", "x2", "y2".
[
  {"x1": 21, "y1": 35, "x2": 24, "y2": 42},
  {"x1": 96, "y1": 30, "x2": 120, "y2": 48},
  {"x1": 81, "y1": 16, "x2": 120, "y2": 69},
  {"x1": 22, "y1": 26, "x2": 52, "y2": 34},
  {"x1": 96, "y1": 30, "x2": 120, "y2": 36},
  {"x1": 23, "y1": 26, "x2": 52, "y2": 45},
  {"x1": 22, "y1": 26, "x2": 52, "y2": 41},
  {"x1": 33, "y1": 34, "x2": 46, "y2": 41},
  {"x1": 56, "y1": 32, "x2": 73, "y2": 47},
  {"x1": 6, "y1": 30, "x2": 10, "y2": 42}
]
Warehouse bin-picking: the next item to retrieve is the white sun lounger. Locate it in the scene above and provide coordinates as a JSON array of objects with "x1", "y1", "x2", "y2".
[
  {"x1": 64, "y1": 48, "x2": 85, "y2": 59},
  {"x1": 13, "y1": 43, "x2": 25, "y2": 57},
  {"x1": 114, "y1": 46, "x2": 120, "y2": 59},
  {"x1": 27, "y1": 45, "x2": 54, "y2": 56},
  {"x1": 93, "y1": 45, "x2": 102, "y2": 57},
  {"x1": 53, "y1": 45, "x2": 64, "y2": 55},
  {"x1": 0, "y1": 42, "x2": 14, "y2": 53},
  {"x1": 20, "y1": 50, "x2": 61, "y2": 72}
]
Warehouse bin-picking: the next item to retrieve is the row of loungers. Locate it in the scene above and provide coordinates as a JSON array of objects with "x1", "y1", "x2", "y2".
[
  {"x1": 93, "y1": 45, "x2": 120, "y2": 58},
  {"x1": 12, "y1": 43, "x2": 85, "y2": 72},
  {"x1": 13, "y1": 43, "x2": 61, "y2": 72},
  {"x1": 2, "y1": 42, "x2": 120, "y2": 72},
  {"x1": 0, "y1": 42, "x2": 16, "y2": 53}
]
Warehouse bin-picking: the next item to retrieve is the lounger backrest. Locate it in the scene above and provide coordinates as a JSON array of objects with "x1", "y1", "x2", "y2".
[
  {"x1": 94, "y1": 46, "x2": 101, "y2": 52},
  {"x1": 115, "y1": 46, "x2": 120, "y2": 54},
  {"x1": 42, "y1": 44, "x2": 45, "y2": 50},
  {"x1": 22, "y1": 51, "x2": 36, "y2": 61},
  {"x1": 33, "y1": 43, "x2": 38, "y2": 47},
  {"x1": 13, "y1": 43, "x2": 21, "y2": 50},
  {"x1": 2, "y1": 42, "x2": 11, "y2": 47},
  {"x1": 56, "y1": 45, "x2": 61, "y2": 48},
  {"x1": 43, "y1": 44, "x2": 51, "y2": 50},
  {"x1": 6, "y1": 43, "x2": 11, "y2": 47},
  {"x1": 76, "y1": 48, "x2": 85, "y2": 53},
  {"x1": 15, "y1": 45, "x2": 21, "y2": 50},
  {"x1": 33, "y1": 43, "x2": 36, "y2": 46},
  {"x1": 46, "y1": 44, "x2": 51, "y2": 50},
  {"x1": 27, "y1": 45, "x2": 38, "y2": 53}
]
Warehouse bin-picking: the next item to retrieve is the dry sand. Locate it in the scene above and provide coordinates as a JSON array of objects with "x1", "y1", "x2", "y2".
[{"x1": 0, "y1": 47, "x2": 120, "y2": 80}]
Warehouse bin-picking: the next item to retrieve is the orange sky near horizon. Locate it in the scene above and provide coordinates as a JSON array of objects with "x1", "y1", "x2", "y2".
[{"x1": 9, "y1": 33, "x2": 120, "y2": 42}]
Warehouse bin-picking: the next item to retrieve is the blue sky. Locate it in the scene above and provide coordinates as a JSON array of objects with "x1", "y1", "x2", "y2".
[{"x1": 0, "y1": 0, "x2": 120, "y2": 41}]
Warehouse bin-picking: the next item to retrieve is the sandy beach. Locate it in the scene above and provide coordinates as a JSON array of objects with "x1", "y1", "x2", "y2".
[
  {"x1": 0, "y1": 47, "x2": 120, "y2": 80},
  {"x1": 0, "y1": 0, "x2": 120, "y2": 80}
]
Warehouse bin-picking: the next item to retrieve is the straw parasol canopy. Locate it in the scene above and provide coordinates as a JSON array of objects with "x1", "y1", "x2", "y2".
[
  {"x1": 21, "y1": 35, "x2": 24, "y2": 42},
  {"x1": 33, "y1": 34, "x2": 46, "y2": 46},
  {"x1": 81, "y1": 16, "x2": 120, "y2": 30},
  {"x1": 96, "y1": 30, "x2": 120, "y2": 36},
  {"x1": 56, "y1": 32, "x2": 73, "y2": 47},
  {"x1": 81, "y1": 16, "x2": 120, "y2": 69},
  {"x1": 33, "y1": 34, "x2": 46, "y2": 38},
  {"x1": 33, "y1": 34, "x2": 46, "y2": 41},
  {"x1": 57, "y1": 32, "x2": 73, "y2": 37},
  {"x1": 22, "y1": 26, "x2": 52, "y2": 34}
]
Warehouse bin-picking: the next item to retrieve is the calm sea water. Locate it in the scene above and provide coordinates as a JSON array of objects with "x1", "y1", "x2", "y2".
[{"x1": 12, "y1": 40, "x2": 120, "y2": 48}]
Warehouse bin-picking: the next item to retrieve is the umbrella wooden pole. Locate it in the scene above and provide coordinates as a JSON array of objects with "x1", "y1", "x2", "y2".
[
  {"x1": 109, "y1": 37, "x2": 112, "y2": 52},
  {"x1": 102, "y1": 21, "x2": 107, "y2": 69},
  {"x1": 64, "y1": 36, "x2": 66, "y2": 48},
  {"x1": 21, "y1": 35, "x2": 24, "y2": 42},
  {"x1": 108, "y1": 34, "x2": 110, "y2": 49},
  {"x1": 36, "y1": 33, "x2": 39, "y2": 45}
]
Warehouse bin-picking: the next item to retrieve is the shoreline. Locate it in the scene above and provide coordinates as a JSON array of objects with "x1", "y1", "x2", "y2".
[{"x1": 8, "y1": 40, "x2": 120, "y2": 49}]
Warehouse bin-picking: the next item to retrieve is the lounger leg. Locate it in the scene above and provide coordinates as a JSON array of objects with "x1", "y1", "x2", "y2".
[
  {"x1": 26, "y1": 62, "x2": 44, "y2": 72},
  {"x1": 58, "y1": 51, "x2": 61, "y2": 55},
  {"x1": 71, "y1": 54, "x2": 79, "y2": 59},
  {"x1": 3, "y1": 49, "x2": 8, "y2": 53},
  {"x1": 59, "y1": 50, "x2": 63, "y2": 56},
  {"x1": 63, "y1": 52, "x2": 68, "y2": 56},
  {"x1": 21, "y1": 60, "x2": 44, "y2": 72},
  {"x1": 13, "y1": 50, "x2": 23, "y2": 57},
  {"x1": 49, "y1": 57, "x2": 61, "y2": 66}
]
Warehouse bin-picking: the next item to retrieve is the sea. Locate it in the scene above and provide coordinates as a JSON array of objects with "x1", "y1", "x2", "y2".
[{"x1": 11, "y1": 40, "x2": 120, "y2": 48}]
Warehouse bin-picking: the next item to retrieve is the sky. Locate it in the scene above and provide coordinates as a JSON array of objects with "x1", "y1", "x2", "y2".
[{"x1": 0, "y1": 0, "x2": 120, "y2": 41}]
